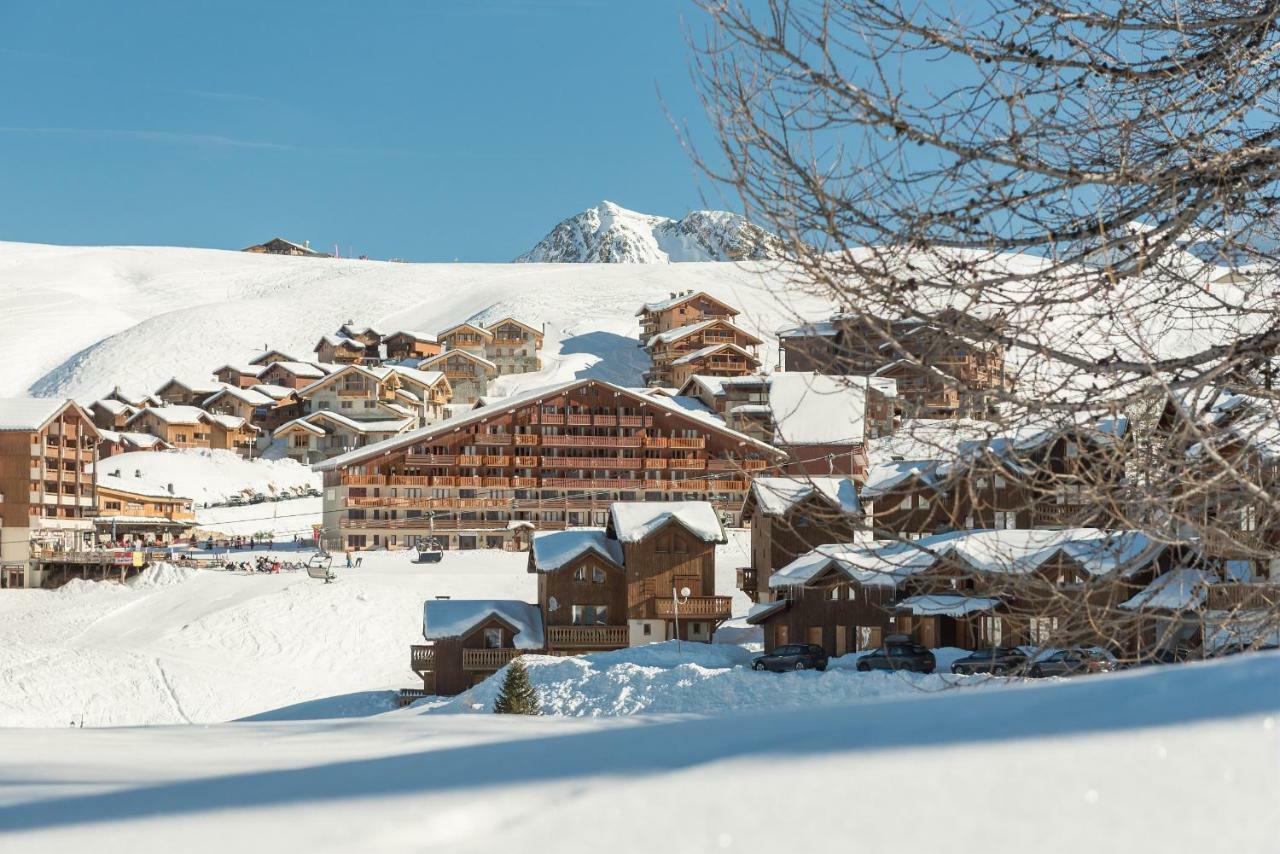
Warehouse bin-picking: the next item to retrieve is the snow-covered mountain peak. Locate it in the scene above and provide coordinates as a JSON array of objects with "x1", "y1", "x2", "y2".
[{"x1": 516, "y1": 201, "x2": 783, "y2": 263}]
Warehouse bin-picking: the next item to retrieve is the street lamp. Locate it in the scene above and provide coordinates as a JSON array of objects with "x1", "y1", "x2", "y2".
[{"x1": 672, "y1": 585, "x2": 691, "y2": 651}]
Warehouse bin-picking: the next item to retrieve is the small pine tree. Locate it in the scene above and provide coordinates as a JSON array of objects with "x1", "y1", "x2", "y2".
[{"x1": 492, "y1": 657, "x2": 540, "y2": 715}]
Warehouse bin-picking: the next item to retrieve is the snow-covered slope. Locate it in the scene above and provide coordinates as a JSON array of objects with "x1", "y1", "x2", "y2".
[
  {"x1": 516, "y1": 200, "x2": 783, "y2": 263},
  {"x1": 0, "y1": 651, "x2": 1274, "y2": 854},
  {"x1": 0, "y1": 239, "x2": 823, "y2": 402}
]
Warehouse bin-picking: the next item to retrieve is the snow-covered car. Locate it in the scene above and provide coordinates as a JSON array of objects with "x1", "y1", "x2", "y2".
[
  {"x1": 226, "y1": 495, "x2": 246, "y2": 506},
  {"x1": 1028, "y1": 648, "x2": 1116, "y2": 677},
  {"x1": 752, "y1": 644, "x2": 828, "y2": 672},
  {"x1": 950, "y1": 646, "x2": 1028, "y2": 675},
  {"x1": 856, "y1": 636, "x2": 936, "y2": 673}
]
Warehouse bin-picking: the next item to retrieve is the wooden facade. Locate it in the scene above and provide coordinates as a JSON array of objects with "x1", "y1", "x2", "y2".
[
  {"x1": 645, "y1": 318, "x2": 763, "y2": 388},
  {"x1": 317, "y1": 379, "x2": 785, "y2": 552},
  {"x1": 384, "y1": 331, "x2": 442, "y2": 362},
  {"x1": 0, "y1": 399, "x2": 99, "y2": 589},
  {"x1": 417, "y1": 350, "x2": 497, "y2": 405},
  {"x1": 637, "y1": 291, "x2": 741, "y2": 345}
]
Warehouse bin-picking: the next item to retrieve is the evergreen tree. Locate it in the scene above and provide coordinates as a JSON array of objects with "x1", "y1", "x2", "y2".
[{"x1": 492, "y1": 657, "x2": 540, "y2": 715}]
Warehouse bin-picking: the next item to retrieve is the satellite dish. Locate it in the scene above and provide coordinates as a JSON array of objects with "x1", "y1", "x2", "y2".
[
  {"x1": 548, "y1": 596, "x2": 559, "y2": 611},
  {"x1": 680, "y1": 586, "x2": 691, "y2": 598}
]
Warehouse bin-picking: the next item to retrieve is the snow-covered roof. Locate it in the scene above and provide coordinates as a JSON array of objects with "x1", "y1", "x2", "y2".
[
  {"x1": 156, "y1": 377, "x2": 223, "y2": 395},
  {"x1": 420, "y1": 349, "x2": 497, "y2": 371},
  {"x1": 769, "y1": 528, "x2": 1169, "y2": 590},
  {"x1": 860, "y1": 460, "x2": 941, "y2": 498},
  {"x1": 272, "y1": 417, "x2": 326, "y2": 437},
  {"x1": 670, "y1": 342, "x2": 760, "y2": 367},
  {"x1": 608, "y1": 501, "x2": 726, "y2": 544},
  {"x1": 92, "y1": 399, "x2": 136, "y2": 416},
  {"x1": 1120, "y1": 568, "x2": 1217, "y2": 612},
  {"x1": 745, "y1": 599, "x2": 790, "y2": 624},
  {"x1": 96, "y1": 469, "x2": 190, "y2": 501},
  {"x1": 250, "y1": 384, "x2": 294, "y2": 400},
  {"x1": 106, "y1": 386, "x2": 159, "y2": 407},
  {"x1": 748, "y1": 476, "x2": 861, "y2": 517},
  {"x1": 484, "y1": 317, "x2": 543, "y2": 337},
  {"x1": 126, "y1": 405, "x2": 209, "y2": 426},
  {"x1": 638, "y1": 290, "x2": 739, "y2": 316},
  {"x1": 305, "y1": 410, "x2": 413, "y2": 433},
  {"x1": 422, "y1": 599, "x2": 544, "y2": 648},
  {"x1": 896, "y1": 594, "x2": 1001, "y2": 617},
  {"x1": 247, "y1": 350, "x2": 300, "y2": 366},
  {"x1": 386, "y1": 330, "x2": 438, "y2": 343},
  {"x1": 338, "y1": 323, "x2": 385, "y2": 339},
  {"x1": 438, "y1": 322, "x2": 494, "y2": 339},
  {"x1": 647, "y1": 318, "x2": 761, "y2": 348},
  {"x1": 777, "y1": 318, "x2": 838, "y2": 339},
  {"x1": 677, "y1": 375, "x2": 728, "y2": 400},
  {"x1": 313, "y1": 378, "x2": 784, "y2": 472},
  {"x1": 208, "y1": 413, "x2": 253, "y2": 431},
  {"x1": 0, "y1": 397, "x2": 82, "y2": 432},
  {"x1": 266, "y1": 361, "x2": 326, "y2": 379},
  {"x1": 214, "y1": 363, "x2": 269, "y2": 378},
  {"x1": 316, "y1": 333, "x2": 364, "y2": 350},
  {"x1": 204, "y1": 386, "x2": 274, "y2": 407},
  {"x1": 767, "y1": 372, "x2": 872, "y2": 446},
  {"x1": 529, "y1": 528, "x2": 625, "y2": 571},
  {"x1": 120, "y1": 431, "x2": 169, "y2": 449}
]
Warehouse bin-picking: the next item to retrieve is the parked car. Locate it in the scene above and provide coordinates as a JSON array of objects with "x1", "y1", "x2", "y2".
[
  {"x1": 950, "y1": 646, "x2": 1028, "y2": 675},
  {"x1": 226, "y1": 495, "x2": 246, "y2": 507},
  {"x1": 248, "y1": 493, "x2": 267, "y2": 505},
  {"x1": 856, "y1": 635, "x2": 936, "y2": 674},
  {"x1": 752, "y1": 644, "x2": 829, "y2": 672},
  {"x1": 1028, "y1": 648, "x2": 1116, "y2": 678}
]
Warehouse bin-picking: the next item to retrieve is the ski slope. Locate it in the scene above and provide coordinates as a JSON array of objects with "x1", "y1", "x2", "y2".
[
  {"x1": 0, "y1": 240, "x2": 827, "y2": 401},
  {"x1": 0, "y1": 651, "x2": 1275, "y2": 853}
]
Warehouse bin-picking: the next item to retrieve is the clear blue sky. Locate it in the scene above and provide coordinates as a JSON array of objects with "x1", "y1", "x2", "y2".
[{"x1": 0, "y1": 1, "x2": 730, "y2": 261}]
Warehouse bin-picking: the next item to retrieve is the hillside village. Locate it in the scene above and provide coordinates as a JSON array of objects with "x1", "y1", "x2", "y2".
[{"x1": 3, "y1": 278, "x2": 1276, "y2": 708}]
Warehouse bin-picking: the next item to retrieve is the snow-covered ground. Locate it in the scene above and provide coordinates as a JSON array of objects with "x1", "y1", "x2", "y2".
[
  {"x1": 0, "y1": 652, "x2": 1275, "y2": 853},
  {"x1": 0, "y1": 240, "x2": 828, "y2": 401},
  {"x1": 0, "y1": 542, "x2": 754, "y2": 728}
]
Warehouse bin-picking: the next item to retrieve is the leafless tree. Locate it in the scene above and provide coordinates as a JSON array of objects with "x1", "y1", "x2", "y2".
[{"x1": 693, "y1": 0, "x2": 1280, "y2": 664}]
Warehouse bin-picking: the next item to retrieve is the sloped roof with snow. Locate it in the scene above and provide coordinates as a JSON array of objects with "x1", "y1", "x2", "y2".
[
  {"x1": 748, "y1": 476, "x2": 861, "y2": 517},
  {"x1": 126, "y1": 405, "x2": 209, "y2": 426},
  {"x1": 305, "y1": 410, "x2": 413, "y2": 433},
  {"x1": 767, "y1": 372, "x2": 872, "y2": 446},
  {"x1": 313, "y1": 379, "x2": 784, "y2": 471},
  {"x1": 438, "y1": 322, "x2": 494, "y2": 339},
  {"x1": 0, "y1": 397, "x2": 75, "y2": 431},
  {"x1": 422, "y1": 599, "x2": 544, "y2": 648},
  {"x1": 1120, "y1": 568, "x2": 1216, "y2": 612},
  {"x1": 267, "y1": 361, "x2": 326, "y2": 379},
  {"x1": 671, "y1": 342, "x2": 761, "y2": 367},
  {"x1": 208, "y1": 413, "x2": 253, "y2": 431},
  {"x1": 529, "y1": 529, "x2": 625, "y2": 571},
  {"x1": 96, "y1": 470, "x2": 190, "y2": 501},
  {"x1": 214, "y1": 363, "x2": 268, "y2": 378},
  {"x1": 250, "y1": 384, "x2": 294, "y2": 400},
  {"x1": 386, "y1": 330, "x2": 438, "y2": 343},
  {"x1": 92, "y1": 399, "x2": 136, "y2": 416},
  {"x1": 896, "y1": 594, "x2": 1000, "y2": 617},
  {"x1": 420, "y1": 349, "x2": 497, "y2": 371},
  {"x1": 608, "y1": 501, "x2": 726, "y2": 544},
  {"x1": 204, "y1": 386, "x2": 273, "y2": 407},
  {"x1": 647, "y1": 318, "x2": 762, "y2": 348},
  {"x1": 860, "y1": 460, "x2": 941, "y2": 498},
  {"x1": 638, "y1": 290, "x2": 739, "y2": 316}
]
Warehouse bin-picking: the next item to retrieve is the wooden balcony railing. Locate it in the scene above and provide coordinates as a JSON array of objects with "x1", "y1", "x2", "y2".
[
  {"x1": 644, "y1": 459, "x2": 668, "y2": 469},
  {"x1": 540, "y1": 457, "x2": 637, "y2": 470},
  {"x1": 510, "y1": 477, "x2": 539, "y2": 488},
  {"x1": 546, "y1": 625, "x2": 629, "y2": 649},
  {"x1": 462, "y1": 648, "x2": 526, "y2": 670},
  {"x1": 617, "y1": 415, "x2": 653, "y2": 427},
  {"x1": 669, "y1": 437, "x2": 706, "y2": 449},
  {"x1": 1206, "y1": 583, "x2": 1280, "y2": 611},
  {"x1": 481, "y1": 477, "x2": 509, "y2": 488},
  {"x1": 482, "y1": 456, "x2": 509, "y2": 466},
  {"x1": 389, "y1": 475, "x2": 432, "y2": 486},
  {"x1": 407, "y1": 453, "x2": 456, "y2": 466},
  {"x1": 642, "y1": 436, "x2": 669, "y2": 448},
  {"x1": 540, "y1": 414, "x2": 565, "y2": 425},
  {"x1": 651, "y1": 596, "x2": 733, "y2": 619},
  {"x1": 457, "y1": 476, "x2": 483, "y2": 487},
  {"x1": 566, "y1": 414, "x2": 593, "y2": 426},
  {"x1": 513, "y1": 456, "x2": 538, "y2": 466},
  {"x1": 457, "y1": 455, "x2": 484, "y2": 466},
  {"x1": 410, "y1": 644, "x2": 436, "y2": 671},
  {"x1": 592, "y1": 415, "x2": 617, "y2": 427},
  {"x1": 431, "y1": 476, "x2": 457, "y2": 487},
  {"x1": 542, "y1": 478, "x2": 643, "y2": 489},
  {"x1": 668, "y1": 459, "x2": 707, "y2": 470},
  {"x1": 542, "y1": 435, "x2": 642, "y2": 448},
  {"x1": 477, "y1": 434, "x2": 513, "y2": 446},
  {"x1": 513, "y1": 435, "x2": 539, "y2": 446},
  {"x1": 737, "y1": 567, "x2": 758, "y2": 596}
]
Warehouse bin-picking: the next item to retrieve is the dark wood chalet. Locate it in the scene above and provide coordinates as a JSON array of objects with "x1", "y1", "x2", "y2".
[
  {"x1": 384, "y1": 331, "x2": 442, "y2": 362},
  {"x1": 315, "y1": 379, "x2": 786, "y2": 552},
  {"x1": 409, "y1": 600, "x2": 544, "y2": 696}
]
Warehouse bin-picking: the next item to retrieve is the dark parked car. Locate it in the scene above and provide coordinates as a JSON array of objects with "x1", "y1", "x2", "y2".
[
  {"x1": 950, "y1": 646, "x2": 1029, "y2": 676},
  {"x1": 856, "y1": 635, "x2": 936, "y2": 673},
  {"x1": 752, "y1": 644, "x2": 829, "y2": 672},
  {"x1": 1029, "y1": 648, "x2": 1116, "y2": 678}
]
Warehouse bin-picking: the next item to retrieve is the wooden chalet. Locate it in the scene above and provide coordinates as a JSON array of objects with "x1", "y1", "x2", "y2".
[
  {"x1": 97, "y1": 429, "x2": 172, "y2": 459},
  {"x1": 437, "y1": 323, "x2": 493, "y2": 358},
  {"x1": 384, "y1": 331, "x2": 442, "y2": 362},
  {"x1": 258, "y1": 361, "x2": 328, "y2": 389},
  {"x1": 314, "y1": 334, "x2": 372, "y2": 365},
  {"x1": 644, "y1": 318, "x2": 763, "y2": 388},
  {"x1": 738, "y1": 475, "x2": 866, "y2": 602},
  {"x1": 213, "y1": 363, "x2": 270, "y2": 389},
  {"x1": 124, "y1": 406, "x2": 213, "y2": 450},
  {"x1": 417, "y1": 350, "x2": 497, "y2": 405},
  {"x1": 637, "y1": 291, "x2": 741, "y2": 346},
  {"x1": 103, "y1": 386, "x2": 160, "y2": 409},
  {"x1": 207, "y1": 413, "x2": 257, "y2": 455},
  {"x1": 154, "y1": 377, "x2": 223, "y2": 407},
  {"x1": 314, "y1": 378, "x2": 786, "y2": 552},
  {"x1": 295, "y1": 364, "x2": 451, "y2": 427},
  {"x1": 241, "y1": 237, "x2": 329, "y2": 257},
  {"x1": 0, "y1": 398, "x2": 100, "y2": 589},
  {"x1": 779, "y1": 310, "x2": 1011, "y2": 418},
  {"x1": 94, "y1": 470, "x2": 195, "y2": 547},
  {"x1": 247, "y1": 349, "x2": 301, "y2": 367},
  {"x1": 273, "y1": 410, "x2": 414, "y2": 464},
  {"x1": 409, "y1": 600, "x2": 545, "y2": 697},
  {"x1": 483, "y1": 318, "x2": 544, "y2": 375},
  {"x1": 89, "y1": 399, "x2": 138, "y2": 431}
]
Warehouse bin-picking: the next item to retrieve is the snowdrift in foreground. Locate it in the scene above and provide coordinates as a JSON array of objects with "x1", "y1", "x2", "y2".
[
  {"x1": 421, "y1": 642, "x2": 1010, "y2": 716},
  {"x1": 124, "y1": 562, "x2": 200, "y2": 589}
]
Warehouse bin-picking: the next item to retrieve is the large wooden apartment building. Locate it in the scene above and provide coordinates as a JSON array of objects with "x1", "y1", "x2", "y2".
[
  {"x1": 406, "y1": 501, "x2": 733, "y2": 696},
  {"x1": 314, "y1": 378, "x2": 785, "y2": 552},
  {"x1": 637, "y1": 292, "x2": 763, "y2": 388},
  {"x1": 637, "y1": 291, "x2": 741, "y2": 345},
  {"x1": 0, "y1": 398, "x2": 99, "y2": 589}
]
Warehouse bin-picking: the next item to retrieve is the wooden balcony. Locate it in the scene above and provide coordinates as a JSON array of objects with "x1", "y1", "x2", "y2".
[
  {"x1": 644, "y1": 458, "x2": 668, "y2": 469},
  {"x1": 540, "y1": 457, "x2": 637, "y2": 470},
  {"x1": 546, "y1": 625, "x2": 629, "y2": 649},
  {"x1": 566, "y1": 414, "x2": 593, "y2": 426},
  {"x1": 462, "y1": 648, "x2": 525, "y2": 670},
  {"x1": 669, "y1": 437, "x2": 706, "y2": 449},
  {"x1": 410, "y1": 644, "x2": 436, "y2": 671},
  {"x1": 431, "y1": 476, "x2": 457, "y2": 487},
  {"x1": 542, "y1": 478, "x2": 643, "y2": 489},
  {"x1": 389, "y1": 475, "x2": 432, "y2": 486},
  {"x1": 457, "y1": 476, "x2": 483, "y2": 487},
  {"x1": 737, "y1": 567, "x2": 758, "y2": 597},
  {"x1": 477, "y1": 434, "x2": 513, "y2": 446},
  {"x1": 481, "y1": 477, "x2": 509, "y2": 488},
  {"x1": 542, "y1": 435, "x2": 642, "y2": 448},
  {"x1": 482, "y1": 456, "x2": 510, "y2": 466},
  {"x1": 592, "y1": 415, "x2": 617, "y2": 427},
  {"x1": 617, "y1": 415, "x2": 654, "y2": 427},
  {"x1": 668, "y1": 459, "x2": 707, "y2": 470},
  {"x1": 1206, "y1": 583, "x2": 1280, "y2": 611},
  {"x1": 642, "y1": 436, "x2": 669, "y2": 448},
  {"x1": 513, "y1": 455, "x2": 538, "y2": 466},
  {"x1": 539, "y1": 414, "x2": 565, "y2": 425},
  {"x1": 513, "y1": 435, "x2": 539, "y2": 446},
  {"x1": 457, "y1": 454, "x2": 484, "y2": 466},
  {"x1": 511, "y1": 477, "x2": 539, "y2": 488},
  {"x1": 336, "y1": 387, "x2": 372, "y2": 398},
  {"x1": 342, "y1": 475, "x2": 386, "y2": 486},
  {"x1": 407, "y1": 453, "x2": 456, "y2": 466},
  {"x1": 1034, "y1": 502, "x2": 1094, "y2": 525},
  {"x1": 651, "y1": 596, "x2": 733, "y2": 619},
  {"x1": 491, "y1": 336, "x2": 527, "y2": 345}
]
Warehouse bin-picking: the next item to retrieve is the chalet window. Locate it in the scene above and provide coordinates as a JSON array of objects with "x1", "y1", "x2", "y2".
[
  {"x1": 483, "y1": 628, "x2": 503, "y2": 648},
  {"x1": 828, "y1": 586, "x2": 841, "y2": 601},
  {"x1": 918, "y1": 495, "x2": 931, "y2": 509},
  {"x1": 899, "y1": 496, "x2": 912, "y2": 511},
  {"x1": 855, "y1": 626, "x2": 881, "y2": 650},
  {"x1": 592, "y1": 566, "x2": 606, "y2": 583},
  {"x1": 775, "y1": 624, "x2": 789, "y2": 646},
  {"x1": 980, "y1": 617, "x2": 1003, "y2": 646},
  {"x1": 643, "y1": 624, "x2": 652, "y2": 636},
  {"x1": 571, "y1": 605, "x2": 608, "y2": 625},
  {"x1": 1029, "y1": 617, "x2": 1058, "y2": 643},
  {"x1": 993, "y1": 475, "x2": 1007, "y2": 489}
]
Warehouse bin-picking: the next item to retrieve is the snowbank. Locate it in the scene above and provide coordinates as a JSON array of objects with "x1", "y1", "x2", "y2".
[
  {"x1": 96, "y1": 448, "x2": 318, "y2": 505},
  {"x1": 125, "y1": 562, "x2": 201, "y2": 589},
  {"x1": 422, "y1": 641, "x2": 1011, "y2": 716}
]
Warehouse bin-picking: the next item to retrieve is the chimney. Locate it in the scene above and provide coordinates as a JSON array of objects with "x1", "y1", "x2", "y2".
[
  {"x1": 304, "y1": 240, "x2": 310, "y2": 249},
  {"x1": 134, "y1": 469, "x2": 141, "y2": 478},
  {"x1": 167, "y1": 483, "x2": 174, "y2": 494},
  {"x1": 669, "y1": 292, "x2": 676, "y2": 299}
]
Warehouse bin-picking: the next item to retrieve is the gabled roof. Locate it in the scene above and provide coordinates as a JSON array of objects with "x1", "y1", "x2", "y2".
[
  {"x1": 422, "y1": 599, "x2": 544, "y2": 647},
  {"x1": 302, "y1": 410, "x2": 414, "y2": 434},
  {"x1": 250, "y1": 384, "x2": 295, "y2": 401},
  {"x1": 203, "y1": 386, "x2": 274, "y2": 408},
  {"x1": 272, "y1": 417, "x2": 327, "y2": 438},
  {"x1": 313, "y1": 378, "x2": 786, "y2": 472},
  {"x1": 92, "y1": 399, "x2": 137, "y2": 417},
  {"x1": 247, "y1": 350, "x2": 300, "y2": 366},
  {"x1": 243, "y1": 237, "x2": 328, "y2": 256},
  {"x1": 207, "y1": 413, "x2": 254, "y2": 432},
  {"x1": 607, "y1": 501, "x2": 727, "y2": 544},
  {"x1": 896, "y1": 594, "x2": 1000, "y2": 617},
  {"x1": 671, "y1": 342, "x2": 761, "y2": 367},
  {"x1": 156, "y1": 377, "x2": 224, "y2": 396},
  {"x1": 263, "y1": 361, "x2": 326, "y2": 379},
  {"x1": 677, "y1": 375, "x2": 729, "y2": 401},
  {"x1": 767, "y1": 372, "x2": 876, "y2": 447},
  {"x1": 484, "y1": 317, "x2": 543, "y2": 338},
  {"x1": 126, "y1": 405, "x2": 210, "y2": 427},
  {"x1": 1120, "y1": 568, "x2": 1216, "y2": 612},
  {"x1": 637, "y1": 290, "x2": 740, "y2": 317},
  {"x1": 0, "y1": 398, "x2": 91, "y2": 432},
  {"x1": 120, "y1": 431, "x2": 171, "y2": 449},
  {"x1": 338, "y1": 323, "x2": 385, "y2": 340},
  {"x1": 647, "y1": 318, "x2": 763, "y2": 348},
  {"x1": 296, "y1": 364, "x2": 447, "y2": 398},
  {"x1": 213, "y1": 363, "x2": 269, "y2": 378},
  {"x1": 746, "y1": 476, "x2": 861, "y2": 517},
  {"x1": 385, "y1": 330, "x2": 438, "y2": 344},
  {"x1": 529, "y1": 529, "x2": 625, "y2": 572},
  {"x1": 315, "y1": 334, "x2": 365, "y2": 352},
  {"x1": 105, "y1": 386, "x2": 161, "y2": 407},
  {"x1": 419, "y1": 349, "x2": 497, "y2": 372},
  {"x1": 438, "y1": 322, "x2": 494, "y2": 340},
  {"x1": 96, "y1": 470, "x2": 192, "y2": 501}
]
